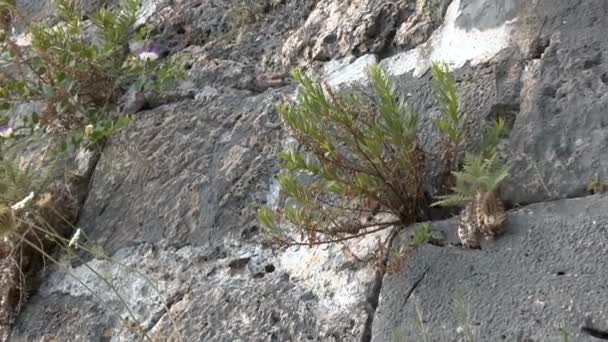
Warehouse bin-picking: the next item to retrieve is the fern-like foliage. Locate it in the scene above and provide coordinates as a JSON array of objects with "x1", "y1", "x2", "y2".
[
  {"x1": 431, "y1": 119, "x2": 509, "y2": 208},
  {"x1": 0, "y1": 159, "x2": 31, "y2": 206},
  {"x1": 432, "y1": 63, "x2": 464, "y2": 187},
  {"x1": 0, "y1": 156, "x2": 54, "y2": 207},
  {"x1": 91, "y1": 0, "x2": 139, "y2": 61},
  {"x1": 432, "y1": 63, "x2": 460, "y2": 144}
]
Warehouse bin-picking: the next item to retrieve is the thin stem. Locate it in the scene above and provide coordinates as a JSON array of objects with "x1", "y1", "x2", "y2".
[
  {"x1": 19, "y1": 236, "x2": 153, "y2": 341},
  {"x1": 281, "y1": 222, "x2": 399, "y2": 246},
  {"x1": 29, "y1": 214, "x2": 184, "y2": 342},
  {"x1": 315, "y1": 197, "x2": 392, "y2": 214}
]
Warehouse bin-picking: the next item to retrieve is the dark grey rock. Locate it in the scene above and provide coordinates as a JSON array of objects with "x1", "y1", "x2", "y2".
[
  {"x1": 501, "y1": 2, "x2": 608, "y2": 205},
  {"x1": 9, "y1": 0, "x2": 608, "y2": 341},
  {"x1": 141, "y1": 0, "x2": 315, "y2": 73},
  {"x1": 372, "y1": 194, "x2": 608, "y2": 342},
  {"x1": 78, "y1": 88, "x2": 288, "y2": 255}
]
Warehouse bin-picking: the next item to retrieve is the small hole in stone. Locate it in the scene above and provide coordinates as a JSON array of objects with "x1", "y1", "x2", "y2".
[
  {"x1": 557, "y1": 271, "x2": 566, "y2": 276},
  {"x1": 176, "y1": 26, "x2": 186, "y2": 35},
  {"x1": 601, "y1": 73, "x2": 608, "y2": 85},
  {"x1": 265, "y1": 264, "x2": 275, "y2": 273}
]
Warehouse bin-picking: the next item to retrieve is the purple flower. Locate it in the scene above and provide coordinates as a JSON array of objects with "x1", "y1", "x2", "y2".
[{"x1": 0, "y1": 123, "x2": 14, "y2": 138}]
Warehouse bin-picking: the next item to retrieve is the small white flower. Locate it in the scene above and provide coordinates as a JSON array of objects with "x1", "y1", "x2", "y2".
[
  {"x1": 14, "y1": 32, "x2": 32, "y2": 47},
  {"x1": 138, "y1": 51, "x2": 159, "y2": 61},
  {"x1": 456, "y1": 326, "x2": 464, "y2": 334},
  {"x1": 76, "y1": 147, "x2": 94, "y2": 176},
  {"x1": 69, "y1": 228, "x2": 83, "y2": 249},
  {"x1": 84, "y1": 124, "x2": 94, "y2": 136}
]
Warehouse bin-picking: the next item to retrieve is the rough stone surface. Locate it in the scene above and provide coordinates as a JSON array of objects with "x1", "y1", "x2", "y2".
[
  {"x1": 8, "y1": 0, "x2": 608, "y2": 340},
  {"x1": 501, "y1": 0, "x2": 608, "y2": 205},
  {"x1": 281, "y1": 0, "x2": 406, "y2": 66},
  {"x1": 372, "y1": 194, "x2": 608, "y2": 341},
  {"x1": 78, "y1": 89, "x2": 286, "y2": 255},
  {"x1": 393, "y1": 0, "x2": 450, "y2": 49},
  {"x1": 142, "y1": 0, "x2": 315, "y2": 72},
  {"x1": 10, "y1": 85, "x2": 382, "y2": 340}
]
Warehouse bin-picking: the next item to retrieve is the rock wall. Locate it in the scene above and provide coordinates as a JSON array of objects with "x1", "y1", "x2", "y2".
[{"x1": 10, "y1": 0, "x2": 608, "y2": 341}]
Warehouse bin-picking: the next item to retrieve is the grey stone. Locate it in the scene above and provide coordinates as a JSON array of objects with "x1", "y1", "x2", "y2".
[
  {"x1": 11, "y1": 83, "x2": 380, "y2": 340},
  {"x1": 394, "y1": 0, "x2": 450, "y2": 49},
  {"x1": 8, "y1": 0, "x2": 608, "y2": 340},
  {"x1": 140, "y1": 0, "x2": 316, "y2": 73},
  {"x1": 501, "y1": 3, "x2": 608, "y2": 205},
  {"x1": 372, "y1": 194, "x2": 608, "y2": 342},
  {"x1": 77, "y1": 88, "x2": 288, "y2": 255},
  {"x1": 455, "y1": 0, "x2": 524, "y2": 31}
]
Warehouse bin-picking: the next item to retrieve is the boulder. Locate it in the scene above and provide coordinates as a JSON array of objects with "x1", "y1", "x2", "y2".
[{"x1": 372, "y1": 194, "x2": 608, "y2": 341}]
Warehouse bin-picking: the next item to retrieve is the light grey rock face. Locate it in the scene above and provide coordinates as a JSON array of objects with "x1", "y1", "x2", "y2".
[
  {"x1": 372, "y1": 194, "x2": 608, "y2": 341},
  {"x1": 11, "y1": 239, "x2": 373, "y2": 341},
  {"x1": 281, "y1": 0, "x2": 405, "y2": 66}
]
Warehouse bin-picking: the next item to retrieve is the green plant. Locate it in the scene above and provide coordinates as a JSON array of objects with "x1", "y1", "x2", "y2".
[
  {"x1": 454, "y1": 290, "x2": 476, "y2": 342},
  {"x1": 431, "y1": 118, "x2": 508, "y2": 208},
  {"x1": 0, "y1": 0, "x2": 184, "y2": 149},
  {"x1": 411, "y1": 223, "x2": 430, "y2": 248},
  {"x1": 413, "y1": 301, "x2": 431, "y2": 342},
  {"x1": 258, "y1": 65, "x2": 429, "y2": 246},
  {"x1": 258, "y1": 62, "x2": 508, "y2": 251},
  {"x1": 586, "y1": 180, "x2": 608, "y2": 194},
  {"x1": 0, "y1": 203, "x2": 15, "y2": 236},
  {"x1": 0, "y1": 159, "x2": 31, "y2": 206},
  {"x1": 559, "y1": 322, "x2": 570, "y2": 342},
  {"x1": 432, "y1": 63, "x2": 461, "y2": 175}
]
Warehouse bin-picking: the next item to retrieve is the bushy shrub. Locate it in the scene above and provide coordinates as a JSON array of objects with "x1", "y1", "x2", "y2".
[
  {"x1": 258, "y1": 63, "x2": 508, "y2": 247},
  {"x1": 0, "y1": 0, "x2": 184, "y2": 148}
]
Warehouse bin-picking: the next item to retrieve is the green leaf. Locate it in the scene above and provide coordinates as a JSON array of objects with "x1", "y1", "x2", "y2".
[
  {"x1": 412, "y1": 223, "x2": 430, "y2": 248},
  {"x1": 431, "y1": 63, "x2": 461, "y2": 144},
  {"x1": 257, "y1": 207, "x2": 283, "y2": 239}
]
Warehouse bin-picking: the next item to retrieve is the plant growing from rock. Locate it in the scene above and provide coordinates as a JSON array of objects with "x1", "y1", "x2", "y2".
[
  {"x1": 0, "y1": 159, "x2": 183, "y2": 341},
  {"x1": 258, "y1": 62, "x2": 509, "y2": 250},
  {"x1": 454, "y1": 290, "x2": 477, "y2": 342},
  {"x1": 258, "y1": 65, "x2": 428, "y2": 246},
  {"x1": 0, "y1": 0, "x2": 185, "y2": 338},
  {"x1": 0, "y1": 0, "x2": 184, "y2": 150},
  {"x1": 431, "y1": 118, "x2": 509, "y2": 249}
]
